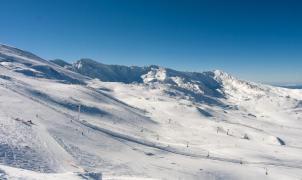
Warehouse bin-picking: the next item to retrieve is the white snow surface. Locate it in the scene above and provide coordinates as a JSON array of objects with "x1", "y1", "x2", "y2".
[{"x1": 0, "y1": 44, "x2": 302, "y2": 180}]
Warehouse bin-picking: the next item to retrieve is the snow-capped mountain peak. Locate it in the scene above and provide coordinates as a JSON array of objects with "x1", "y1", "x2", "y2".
[{"x1": 141, "y1": 66, "x2": 168, "y2": 83}]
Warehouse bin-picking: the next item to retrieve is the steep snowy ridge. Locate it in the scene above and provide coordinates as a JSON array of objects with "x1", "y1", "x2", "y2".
[
  {"x1": 72, "y1": 58, "x2": 151, "y2": 83},
  {"x1": 69, "y1": 59, "x2": 223, "y2": 99},
  {"x1": 141, "y1": 67, "x2": 168, "y2": 83},
  {"x1": 212, "y1": 70, "x2": 269, "y2": 98},
  {"x1": 0, "y1": 44, "x2": 302, "y2": 180},
  {"x1": 139, "y1": 67, "x2": 226, "y2": 107}
]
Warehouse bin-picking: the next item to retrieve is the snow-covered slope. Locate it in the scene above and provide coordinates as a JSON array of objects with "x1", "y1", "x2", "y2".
[
  {"x1": 0, "y1": 44, "x2": 302, "y2": 180},
  {"x1": 0, "y1": 44, "x2": 89, "y2": 84}
]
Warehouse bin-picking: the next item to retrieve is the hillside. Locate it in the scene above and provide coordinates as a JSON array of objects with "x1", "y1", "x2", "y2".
[{"x1": 0, "y1": 44, "x2": 302, "y2": 180}]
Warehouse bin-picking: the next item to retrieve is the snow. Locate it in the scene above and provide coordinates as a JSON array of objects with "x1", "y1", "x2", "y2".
[
  {"x1": 141, "y1": 67, "x2": 168, "y2": 83},
  {"x1": 0, "y1": 44, "x2": 302, "y2": 179},
  {"x1": 0, "y1": 164, "x2": 83, "y2": 180}
]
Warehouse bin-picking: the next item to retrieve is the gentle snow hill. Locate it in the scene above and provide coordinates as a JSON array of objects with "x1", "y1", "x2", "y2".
[
  {"x1": 0, "y1": 44, "x2": 302, "y2": 180},
  {"x1": 0, "y1": 44, "x2": 89, "y2": 84}
]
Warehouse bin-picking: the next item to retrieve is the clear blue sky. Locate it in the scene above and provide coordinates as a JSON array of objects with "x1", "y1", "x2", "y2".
[{"x1": 1, "y1": 0, "x2": 301, "y2": 84}]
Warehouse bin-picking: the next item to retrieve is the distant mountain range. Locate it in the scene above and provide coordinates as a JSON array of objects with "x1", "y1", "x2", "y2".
[{"x1": 279, "y1": 85, "x2": 302, "y2": 89}]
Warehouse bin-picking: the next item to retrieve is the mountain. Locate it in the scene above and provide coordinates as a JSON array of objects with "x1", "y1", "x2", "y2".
[
  {"x1": 63, "y1": 58, "x2": 281, "y2": 105},
  {"x1": 280, "y1": 85, "x2": 302, "y2": 89},
  {"x1": 0, "y1": 44, "x2": 89, "y2": 84},
  {"x1": 50, "y1": 59, "x2": 72, "y2": 68},
  {"x1": 0, "y1": 44, "x2": 302, "y2": 180},
  {"x1": 72, "y1": 58, "x2": 153, "y2": 83}
]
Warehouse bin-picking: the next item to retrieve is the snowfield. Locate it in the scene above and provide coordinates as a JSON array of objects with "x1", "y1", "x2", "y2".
[{"x1": 0, "y1": 44, "x2": 301, "y2": 180}]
